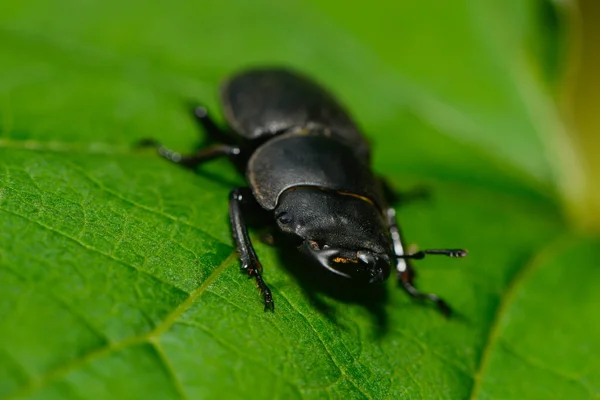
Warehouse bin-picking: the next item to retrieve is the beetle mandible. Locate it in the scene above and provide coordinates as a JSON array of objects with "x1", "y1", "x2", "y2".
[{"x1": 140, "y1": 68, "x2": 467, "y2": 315}]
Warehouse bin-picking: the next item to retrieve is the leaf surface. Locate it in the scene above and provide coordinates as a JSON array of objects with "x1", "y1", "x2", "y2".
[{"x1": 0, "y1": 1, "x2": 598, "y2": 399}]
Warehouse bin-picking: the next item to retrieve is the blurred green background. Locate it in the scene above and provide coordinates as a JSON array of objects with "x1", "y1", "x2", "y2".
[{"x1": 0, "y1": 0, "x2": 599, "y2": 399}]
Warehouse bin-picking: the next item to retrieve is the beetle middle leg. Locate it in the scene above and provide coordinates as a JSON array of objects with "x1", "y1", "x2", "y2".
[
  {"x1": 230, "y1": 187, "x2": 274, "y2": 311},
  {"x1": 137, "y1": 139, "x2": 241, "y2": 170}
]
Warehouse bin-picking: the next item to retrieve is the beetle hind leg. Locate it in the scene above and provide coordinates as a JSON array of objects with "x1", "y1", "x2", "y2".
[
  {"x1": 379, "y1": 178, "x2": 430, "y2": 205},
  {"x1": 137, "y1": 139, "x2": 241, "y2": 169}
]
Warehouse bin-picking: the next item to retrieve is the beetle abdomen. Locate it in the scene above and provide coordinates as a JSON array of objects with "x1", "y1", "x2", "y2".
[
  {"x1": 221, "y1": 68, "x2": 370, "y2": 160},
  {"x1": 247, "y1": 132, "x2": 381, "y2": 210}
]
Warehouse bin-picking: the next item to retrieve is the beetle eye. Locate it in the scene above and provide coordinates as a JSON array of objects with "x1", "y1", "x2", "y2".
[{"x1": 277, "y1": 212, "x2": 292, "y2": 225}]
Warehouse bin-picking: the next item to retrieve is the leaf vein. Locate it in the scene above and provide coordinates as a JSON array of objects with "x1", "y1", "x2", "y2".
[
  {"x1": 8, "y1": 251, "x2": 237, "y2": 399},
  {"x1": 175, "y1": 319, "x2": 303, "y2": 397},
  {"x1": 63, "y1": 159, "x2": 230, "y2": 247},
  {"x1": 468, "y1": 234, "x2": 574, "y2": 400},
  {"x1": 0, "y1": 207, "x2": 189, "y2": 296},
  {"x1": 276, "y1": 290, "x2": 372, "y2": 399},
  {"x1": 389, "y1": 327, "x2": 473, "y2": 378},
  {"x1": 149, "y1": 339, "x2": 190, "y2": 400},
  {"x1": 499, "y1": 340, "x2": 599, "y2": 399}
]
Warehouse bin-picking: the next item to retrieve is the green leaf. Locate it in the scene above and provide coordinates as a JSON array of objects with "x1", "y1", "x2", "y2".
[{"x1": 0, "y1": 1, "x2": 598, "y2": 399}]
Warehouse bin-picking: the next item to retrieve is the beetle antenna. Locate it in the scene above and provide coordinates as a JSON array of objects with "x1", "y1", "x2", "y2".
[{"x1": 397, "y1": 249, "x2": 468, "y2": 260}]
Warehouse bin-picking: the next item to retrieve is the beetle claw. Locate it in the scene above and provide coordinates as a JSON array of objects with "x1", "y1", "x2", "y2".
[
  {"x1": 452, "y1": 249, "x2": 468, "y2": 257},
  {"x1": 263, "y1": 299, "x2": 274, "y2": 312},
  {"x1": 258, "y1": 280, "x2": 274, "y2": 311},
  {"x1": 240, "y1": 260, "x2": 274, "y2": 310},
  {"x1": 430, "y1": 295, "x2": 451, "y2": 317}
]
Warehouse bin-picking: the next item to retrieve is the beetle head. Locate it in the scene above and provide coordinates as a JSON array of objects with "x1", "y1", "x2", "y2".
[{"x1": 274, "y1": 187, "x2": 392, "y2": 283}]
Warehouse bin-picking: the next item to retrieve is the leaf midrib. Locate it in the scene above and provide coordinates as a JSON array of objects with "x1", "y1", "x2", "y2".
[
  {"x1": 6, "y1": 251, "x2": 238, "y2": 400},
  {"x1": 2, "y1": 156, "x2": 573, "y2": 399},
  {"x1": 1, "y1": 21, "x2": 574, "y2": 395}
]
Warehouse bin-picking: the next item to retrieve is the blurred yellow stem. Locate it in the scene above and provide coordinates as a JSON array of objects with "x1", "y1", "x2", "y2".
[{"x1": 562, "y1": 0, "x2": 600, "y2": 232}]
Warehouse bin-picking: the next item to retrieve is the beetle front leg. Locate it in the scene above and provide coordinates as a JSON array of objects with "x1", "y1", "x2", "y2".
[
  {"x1": 385, "y1": 207, "x2": 453, "y2": 316},
  {"x1": 230, "y1": 187, "x2": 274, "y2": 311},
  {"x1": 397, "y1": 249, "x2": 467, "y2": 259}
]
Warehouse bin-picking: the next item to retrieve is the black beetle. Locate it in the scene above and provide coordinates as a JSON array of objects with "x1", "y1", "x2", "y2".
[{"x1": 139, "y1": 68, "x2": 467, "y2": 315}]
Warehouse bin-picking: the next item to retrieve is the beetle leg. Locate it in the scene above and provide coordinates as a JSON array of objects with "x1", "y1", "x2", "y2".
[
  {"x1": 192, "y1": 106, "x2": 235, "y2": 145},
  {"x1": 230, "y1": 187, "x2": 274, "y2": 311},
  {"x1": 385, "y1": 207, "x2": 452, "y2": 316},
  {"x1": 138, "y1": 139, "x2": 241, "y2": 169},
  {"x1": 397, "y1": 249, "x2": 468, "y2": 259}
]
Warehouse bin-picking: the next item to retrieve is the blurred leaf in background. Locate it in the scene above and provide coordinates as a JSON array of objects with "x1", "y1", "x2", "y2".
[{"x1": 0, "y1": 0, "x2": 598, "y2": 399}]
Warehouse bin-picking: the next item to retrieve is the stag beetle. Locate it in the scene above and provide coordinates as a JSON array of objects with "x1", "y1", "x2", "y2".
[{"x1": 139, "y1": 68, "x2": 467, "y2": 315}]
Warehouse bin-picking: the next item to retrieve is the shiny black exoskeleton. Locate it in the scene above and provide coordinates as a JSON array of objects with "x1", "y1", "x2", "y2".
[{"x1": 140, "y1": 68, "x2": 467, "y2": 315}]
